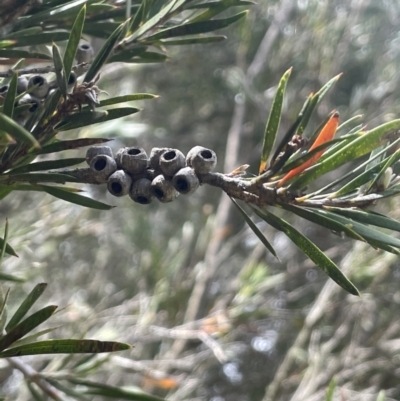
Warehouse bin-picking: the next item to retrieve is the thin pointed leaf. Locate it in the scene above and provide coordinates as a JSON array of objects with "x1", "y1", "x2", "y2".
[
  {"x1": 85, "y1": 20, "x2": 128, "y2": 82},
  {"x1": 52, "y1": 43, "x2": 68, "y2": 97},
  {"x1": 0, "y1": 288, "x2": 10, "y2": 334},
  {"x1": 124, "y1": 51, "x2": 168, "y2": 63},
  {"x1": 0, "y1": 339, "x2": 131, "y2": 357},
  {"x1": 27, "y1": 381, "x2": 49, "y2": 401},
  {"x1": 0, "y1": 49, "x2": 51, "y2": 60},
  {"x1": 324, "y1": 207, "x2": 400, "y2": 233},
  {"x1": 365, "y1": 148, "x2": 400, "y2": 193},
  {"x1": 315, "y1": 73, "x2": 342, "y2": 104},
  {"x1": 376, "y1": 390, "x2": 386, "y2": 401},
  {"x1": 312, "y1": 208, "x2": 400, "y2": 251},
  {"x1": 64, "y1": 5, "x2": 86, "y2": 77},
  {"x1": 92, "y1": 94, "x2": 158, "y2": 108},
  {"x1": 0, "y1": 113, "x2": 40, "y2": 148},
  {"x1": 145, "y1": 11, "x2": 248, "y2": 41},
  {"x1": 259, "y1": 67, "x2": 292, "y2": 174},
  {"x1": 6, "y1": 283, "x2": 48, "y2": 332},
  {"x1": 32, "y1": 89, "x2": 62, "y2": 137},
  {"x1": 55, "y1": 107, "x2": 140, "y2": 131},
  {"x1": 337, "y1": 114, "x2": 363, "y2": 132},
  {"x1": 0, "y1": 305, "x2": 57, "y2": 352},
  {"x1": 290, "y1": 119, "x2": 400, "y2": 190},
  {"x1": 34, "y1": 138, "x2": 112, "y2": 154},
  {"x1": 0, "y1": 236, "x2": 17, "y2": 257},
  {"x1": 108, "y1": 46, "x2": 148, "y2": 62},
  {"x1": 0, "y1": 272, "x2": 24, "y2": 282},
  {"x1": 160, "y1": 35, "x2": 227, "y2": 45},
  {"x1": 296, "y1": 93, "x2": 319, "y2": 137},
  {"x1": 7, "y1": 172, "x2": 76, "y2": 183},
  {"x1": 3, "y1": 72, "x2": 17, "y2": 118},
  {"x1": 71, "y1": 379, "x2": 164, "y2": 401},
  {"x1": 11, "y1": 327, "x2": 59, "y2": 348},
  {"x1": 280, "y1": 203, "x2": 366, "y2": 242},
  {"x1": 3, "y1": 32, "x2": 70, "y2": 48},
  {"x1": 8, "y1": 158, "x2": 86, "y2": 175},
  {"x1": 231, "y1": 198, "x2": 279, "y2": 260},
  {"x1": 4, "y1": 26, "x2": 43, "y2": 38},
  {"x1": 252, "y1": 207, "x2": 359, "y2": 295},
  {"x1": 0, "y1": 219, "x2": 9, "y2": 264},
  {"x1": 41, "y1": 186, "x2": 114, "y2": 210},
  {"x1": 325, "y1": 377, "x2": 336, "y2": 401}
]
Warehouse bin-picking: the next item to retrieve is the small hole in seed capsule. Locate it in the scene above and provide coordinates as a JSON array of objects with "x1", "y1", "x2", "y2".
[
  {"x1": 137, "y1": 196, "x2": 150, "y2": 204},
  {"x1": 201, "y1": 150, "x2": 212, "y2": 159},
  {"x1": 154, "y1": 188, "x2": 164, "y2": 198},
  {"x1": 68, "y1": 74, "x2": 76, "y2": 85},
  {"x1": 0, "y1": 85, "x2": 8, "y2": 94},
  {"x1": 164, "y1": 151, "x2": 176, "y2": 160},
  {"x1": 111, "y1": 182, "x2": 122, "y2": 194},
  {"x1": 177, "y1": 178, "x2": 188, "y2": 192},
  {"x1": 128, "y1": 148, "x2": 141, "y2": 155},
  {"x1": 32, "y1": 76, "x2": 44, "y2": 86},
  {"x1": 94, "y1": 158, "x2": 107, "y2": 170},
  {"x1": 80, "y1": 44, "x2": 90, "y2": 50},
  {"x1": 29, "y1": 103, "x2": 38, "y2": 112}
]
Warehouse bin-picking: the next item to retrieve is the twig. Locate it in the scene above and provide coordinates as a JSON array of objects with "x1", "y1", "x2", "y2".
[{"x1": 6, "y1": 357, "x2": 64, "y2": 401}]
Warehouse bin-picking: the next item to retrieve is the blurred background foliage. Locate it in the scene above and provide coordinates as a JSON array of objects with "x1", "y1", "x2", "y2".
[{"x1": 2, "y1": 0, "x2": 400, "y2": 400}]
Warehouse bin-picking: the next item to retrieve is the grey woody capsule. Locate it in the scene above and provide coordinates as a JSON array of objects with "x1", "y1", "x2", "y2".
[
  {"x1": 76, "y1": 43, "x2": 94, "y2": 64},
  {"x1": 116, "y1": 147, "x2": 148, "y2": 174},
  {"x1": 86, "y1": 146, "x2": 113, "y2": 165},
  {"x1": 107, "y1": 170, "x2": 132, "y2": 197},
  {"x1": 130, "y1": 178, "x2": 154, "y2": 204},
  {"x1": 90, "y1": 154, "x2": 117, "y2": 179},
  {"x1": 149, "y1": 147, "x2": 172, "y2": 170},
  {"x1": 17, "y1": 94, "x2": 40, "y2": 113},
  {"x1": 17, "y1": 76, "x2": 28, "y2": 94},
  {"x1": 172, "y1": 167, "x2": 200, "y2": 194},
  {"x1": 186, "y1": 146, "x2": 217, "y2": 174},
  {"x1": 28, "y1": 75, "x2": 50, "y2": 99},
  {"x1": 151, "y1": 175, "x2": 179, "y2": 203},
  {"x1": 159, "y1": 148, "x2": 186, "y2": 177}
]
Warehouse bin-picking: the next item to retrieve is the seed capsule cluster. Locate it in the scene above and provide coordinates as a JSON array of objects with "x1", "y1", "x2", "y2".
[{"x1": 86, "y1": 145, "x2": 217, "y2": 204}]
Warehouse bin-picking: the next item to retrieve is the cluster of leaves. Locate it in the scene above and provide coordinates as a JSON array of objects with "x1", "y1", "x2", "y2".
[{"x1": 234, "y1": 67, "x2": 400, "y2": 296}]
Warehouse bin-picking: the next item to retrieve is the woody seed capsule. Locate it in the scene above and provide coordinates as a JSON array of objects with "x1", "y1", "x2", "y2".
[
  {"x1": 107, "y1": 170, "x2": 132, "y2": 197},
  {"x1": 116, "y1": 147, "x2": 148, "y2": 175},
  {"x1": 172, "y1": 167, "x2": 199, "y2": 194},
  {"x1": 28, "y1": 75, "x2": 50, "y2": 99},
  {"x1": 90, "y1": 154, "x2": 117, "y2": 179},
  {"x1": 130, "y1": 178, "x2": 154, "y2": 204},
  {"x1": 186, "y1": 146, "x2": 217, "y2": 174},
  {"x1": 151, "y1": 175, "x2": 179, "y2": 203},
  {"x1": 159, "y1": 149, "x2": 186, "y2": 177},
  {"x1": 86, "y1": 146, "x2": 113, "y2": 165}
]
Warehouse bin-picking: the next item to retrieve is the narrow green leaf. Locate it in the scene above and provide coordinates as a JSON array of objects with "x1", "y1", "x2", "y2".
[
  {"x1": 108, "y1": 46, "x2": 148, "y2": 63},
  {"x1": 324, "y1": 207, "x2": 400, "y2": 233},
  {"x1": 3, "y1": 72, "x2": 17, "y2": 118},
  {"x1": 0, "y1": 288, "x2": 10, "y2": 334},
  {"x1": 365, "y1": 148, "x2": 400, "y2": 193},
  {"x1": 231, "y1": 198, "x2": 279, "y2": 260},
  {"x1": 337, "y1": 114, "x2": 363, "y2": 132},
  {"x1": 52, "y1": 43, "x2": 68, "y2": 97},
  {"x1": 124, "y1": 51, "x2": 168, "y2": 63},
  {"x1": 0, "y1": 339, "x2": 131, "y2": 357},
  {"x1": 45, "y1": 377, "x2": 91, "y2": 401},
  {"x1": 290, "y1": 119, "x2": 400, "y2": 190},
  {"x1": 0, "y1": 219, "x2": 9, "y2": 265},
  {"x1": 41, "y1": 186, "x2": 114, "y2": 210},
  {"x1": 0, "y1": 272, "x2": 24, "y2": 282},
  {"x1": 159, "y1": 35, "x2": 227, "y2": 45},
  {"x1": 64, "y1": 5, "x2": 86, "y2": 77},
  {"x1": 8, "y1": 158, "x2": 86, "y2": 175},
  {"x1": 6, "y1": 283, "x2": 48, "y2": 332},
  {"x1": 189, "y1": 0, "x2": 250, "y2": 23},
  {"x1": 0, "y1": 113, "x2": 40, "y2": 148},
  {"x1": 32, "y1": 89, "x2": 62, "y2": 137},
  {"x1": 7, "y1": 172, "x2": 76, "y2": 183},
  {"x1": 4, "y1": 32, "x2": 70, "y2": 48},
  {"x1": 280, "y1": 203, "x2": 366, "y2": 242},
  {"x1": 27, "y1": 381, "x2": 46, "y2": 401},
  {"x1": 312, "y1": 208, "x2": 400, "y2": 251},
  {"x1": 84, "y1": 21, "x2": 121, "y2": 39},
  {"x1": 4, "y1": 26, "x2": 43, "y2": 38},
  {"x1": 0, "y1": 237, "x2": 17, "y2": 257},
  {"x1": 55, "y1": 107, "x2": 140, "y2": 131},
  {"x1": 34, "y1": 138, "x2": 112, "y2": 154},
  {"x1": 85, "y1": 20, "x2": 128, "y2": 82},
  {"x1": 71, "y1": 379, "x2": 164, "y2": 401},
  {"x1": 0, "y1": 186, "x2": 13, "y2": 201},
  {"x1": 0, "y1": 305, "x2": 57, "y2": 352},
  {"x1": 0, "y1": 49, "x2": 51, "y2": 60},
  {"x1": 94, "y1": 94, "x2": 158, "y2": 107},
  {"x1": 145, "y1": 11, "x2": 248, "y2": 41},
  {"x1": 252, "y1": 207, "x2": 359, "y2": 295},
  {"x1": 11, "y1": 326, "x2": 59, "y2": 348},
  {"x1": 376, "y1": 390, "x2": 386, "y2": 401},
  {"x1": 296, "y1": 93, "x2": 319, "y2": 137},
  {"x1": 325, "y1": 377, "x2": 336, "y2": 401},
  {"x1": 259, "y1": 67, "x2": 292, "y2": 174}
]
